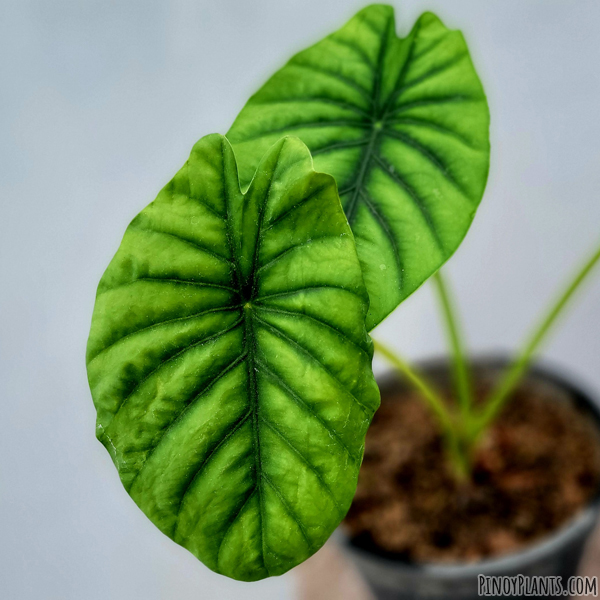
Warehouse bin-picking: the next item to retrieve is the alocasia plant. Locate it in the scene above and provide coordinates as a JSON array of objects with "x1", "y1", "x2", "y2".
[
  {"x1": 86, "y1": 134, "x2": 380, "y2": 580},
  {"x1": 87, "y1": 3, "x2": 494, "y2": 584},
  {"x1": 228, "y1": 4, "x2": 490, "y2": 330}
]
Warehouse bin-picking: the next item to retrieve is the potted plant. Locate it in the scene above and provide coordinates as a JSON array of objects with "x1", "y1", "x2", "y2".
[
  {"x1": 85, "y1": 3, "x2": 600, "y2": 596},
  {"x1": 86, "y1": 4, "x2": 488, "y2": 583},
  {"x1": 226, "y1": 6, "x2": 600, "y2": 596},
  {"x1": 337, "y1": 261, "x2": 600, "y2": 600}
]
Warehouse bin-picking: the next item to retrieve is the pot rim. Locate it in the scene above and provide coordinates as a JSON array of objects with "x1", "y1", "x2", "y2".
[{"x1": 340, "y1": 355, "x2": 600, "y2": 576}]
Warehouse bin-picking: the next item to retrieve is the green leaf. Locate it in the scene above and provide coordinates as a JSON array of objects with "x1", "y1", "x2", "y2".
[
  {"x1": 86, "y1": 133, "x2": 380, "y2": 581},
  {"x1": 227, "y1": 4, "x2": 490, "y2": 330}
]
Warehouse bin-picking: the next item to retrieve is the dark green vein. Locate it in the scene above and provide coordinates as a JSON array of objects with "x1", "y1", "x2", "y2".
[
  {"x1": 215, "y1": 488, "x2": 258, "y2": 571},
  {"x1": 253, "y1": 314, "x2": 372, "y2": 416},
  {"x1": 127, "y1": 354, "x2": 248, "y2": 492},
  {"x1": 392, "y1": 51, "x2": 468, "y2": 100},
  {"x1": 255, "y1": 284, "x2": 364, "y2": 304},
  {"x1": 371, "y1": 153, "x2": 445, "y2": 253},
  {"x1": 107, "y1": 317, "x2": 244, "y2": 424},
  {"x1": 339, "y1": 19, "x2": 390, "y2": 225},
  {"x1": 256, "y1": 236, "x2": 339, "y2": 276},
  {"x1": 236, "y1": 119, "x2": 370, "y2": 145},
  {"x1": 357, "y1": 12, "x2": 390, "y2": 38},
  {"x1": 261, "y1": 184, "x2": 329, "y2": 234},
  {"x1": 130, "y1": 226, "x2": 233, "y2": 265},
  {"x1": 219, "y1": 137, "x2": 243, "y2": 292},
  {"x1": 174, "y1": 410, "x2": 253, "y2": 537},
  {"x1": 260, "y1": 417, "x2": 343, "y2": 518},
  {"x1": 380, "y1": 19, "x2": 421, "y2": 115},
  {"x1": 312, "y1": 138, "x2": 369, "y2": 157},
  {"x1": 260, "y1": 471, "x2": 313, "y2": 550},
  {"x1": 249, "y1": 140, "x2": 284, "y2": 298},
  {"x1": 344, "y1": 126, "x2": 381, "y2": 225},
  {"x1": 103, "y1": 277, "x2": 238, "y2": 296},
  {"x1": 371, "y1": 13, "x2": 392, "y2": 116},
  {"x1": 358, "y1": 190, "x2": 403, "y2": 288},
  {"x1": 329, "y1": 35, "x2": 375, "y2": 68},
  {"x1": 254, "y1": 304, "x2": 370, "y2": 358},
  {"x1": 411, "y1": 34, "x2": 448, "y2": 63},
  {"x1": 383, "y1": 128, "x2": 471, "y2": 199},
  {"x1": 137, "y1": 277, "x2": 237, "y2": 293},
  {"x1": 289, "y1": 60, "x2": 373, "y2": 106},
  {"x1": 385, "y1": 116, "x2": 481, "y2": 150},
  {"x1": 387, "y1": 94, "x2": 473, "y2": 117},
  {"x1": 88, "y1": 305, "x2": 242, "y2": 363},
  {"x1": 243, "y1": 307, "x2": 268, "y2": 572},
  {"x1": 182, "y1": 166, "x2": 228, "y2": 222},
  {"x1": 254, "y1": 95, "x2": 372, "y2": 119},
  {"x1": 254, "y1": 358, "x2": 358, "y2": 462},
  {"x1": 338, "y1": 184, "x2": 357, "y2": 197}
]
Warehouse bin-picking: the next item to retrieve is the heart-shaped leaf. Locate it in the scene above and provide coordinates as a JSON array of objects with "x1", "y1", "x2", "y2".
[
  {"x1": 227, "y1": 4, "x2": 490, "y2": 330},
  {"x1": 86, "y1": 134, "x2": 380, "y2": 581}
]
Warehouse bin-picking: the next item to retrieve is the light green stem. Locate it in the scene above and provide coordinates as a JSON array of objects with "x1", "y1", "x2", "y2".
[
  {"x1": 433, "y1": 271, "x2": 473, "y2": 422},
  {"x1": 373, "y1": 340, "x2": 453, "y2": 431},
  {"x1": 475, "y1": 241, "x2": 600, "y2": 435},
  {"x1": 373, "y1": 340, "x2": 470, "y2": 478}
]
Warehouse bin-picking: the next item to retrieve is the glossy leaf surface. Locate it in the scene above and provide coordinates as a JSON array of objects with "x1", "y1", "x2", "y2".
[
  {"x1": 228, "y1": 4, "x2": 490, "y2": 330},
  {"x1": 86, "y1": 134, "x2": 380, "y2": 581}
]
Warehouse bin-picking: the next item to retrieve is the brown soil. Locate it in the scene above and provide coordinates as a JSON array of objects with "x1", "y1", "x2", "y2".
[{"x1": 343, "y1": 369, "x2": 600, "y2": 563}]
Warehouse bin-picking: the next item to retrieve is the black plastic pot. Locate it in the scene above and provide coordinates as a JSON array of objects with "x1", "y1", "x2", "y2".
[{"x1": 337, "y1": 358, "x2": 600, "y2": 600}]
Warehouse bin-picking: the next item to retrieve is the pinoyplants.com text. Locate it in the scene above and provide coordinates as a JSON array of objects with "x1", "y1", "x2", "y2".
[{"x1": 478, "y1": 575, "x2": 597, "y2": 597}]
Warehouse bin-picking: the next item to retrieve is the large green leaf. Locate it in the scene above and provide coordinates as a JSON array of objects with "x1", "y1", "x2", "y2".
[
  {"x1": 227, "y1": 4, "x2": 490, "y2": 330},
  {"x1": 86, "y1": 133, "x2": 380, "y2": 581}
]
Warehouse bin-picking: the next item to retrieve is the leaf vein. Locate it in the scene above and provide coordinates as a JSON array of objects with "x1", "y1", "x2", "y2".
[
  {"x1": 88, "y1": 305, "x2": 242, "y2": 363},
  {"x1": 107, "y1": 317, "x2": 244, "y2": 425},
  {"x1": 254, "y1": 304, "x2": 370, "y2": 358},
  {"x1": 328, "y1": 35, "x2": 374, "y2": 68},
  {"x1": 184, "y1": 176, "x2": 228, "y2": 221},
  {"x1": 101, "y1": 277, "x2": 238, "y2": 296},
  {"x1": 244, "y1": 308, "x2": 269, "y2": 574},
  {"x1": 386, "y1": 117, "x2": 481, "y2": 150},
  {"x1": 130, "y1": 226, "x2": 234, "y2": 265},
  {"x1": 311, "y1": 138, "x2": 370, "y2": 157},
  {"x1": 256, "y1": 235, "x2": 340, "y2": 275},
  {"x1": 215, "y1": 488, "x2": 257, "y2": 570},
  {"x1": 128, "y1": 353, "x2": 248, "y2": 491},
  {"x1": 254, "y1": 359, "x2": 358, "y2": 462},
  {"x1": 260, "y1": 417, "x2": 343, "y2": 518},
  {"x1": 354, "y1": 190, "x2": 405, "y2": 292},
  {"x1": 175, "y1": 410, "x2": 253, "y2": 536},
  {"x1": 371, "y1": 153, "x2": 445, "y2": 253},
  {"x1": 233, "y1": 119, "x2": 370, "y2": 145},
  {"x1": 387, "y1": 94, "x2": 473, "y2": 117},
  {"x1": 392, "y1": 51, "x2": 468, "y2": 103},
  {"x1": 253, "y1": 314, "x2": 372, "y2": 416},
  {"x1": 256, "y1": 284, "x2": 364, "y2": 304},
  {"x1": 261, "y1": 184, "x2": 330, "y2": 233},
  {"x1": 260, "y1": 472, "x2": 312, "y2": 549},
  {"x1": 341, "y1": 14, "x2": 391, "y2": 224},
  {"x1": 254, "y1": 95, "x2": 371, "y2": 119},
  {"x1": 288, "y1": 61, "x2": 373, "y2": 105},
  {"x1": 383, "y1": 128, "x2": 472, "y2": 199}
]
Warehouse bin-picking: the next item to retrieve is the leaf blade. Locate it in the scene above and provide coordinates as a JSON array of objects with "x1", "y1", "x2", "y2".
[
  {"x1": 227, "y1": 4, "x2": 490, "y2": 329},
  {"x1": 86, "y1": 133, "x2": 379, "y2": 581}
]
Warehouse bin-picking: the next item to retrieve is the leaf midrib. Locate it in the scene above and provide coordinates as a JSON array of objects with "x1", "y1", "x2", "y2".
[
  {"x1": 342, "y1": 14, "x2": 391, "y2": 225},
  {"x1": 243, "y1": 306, "x2": 269, "y2": 574},
  {"x1": 333, "y1": 17, "x2": 456, "y2": 289}
]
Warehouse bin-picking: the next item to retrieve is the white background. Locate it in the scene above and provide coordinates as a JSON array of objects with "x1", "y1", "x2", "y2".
[{"x1": 2, "y1": 1, "x2": 600, "y2": 599}]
